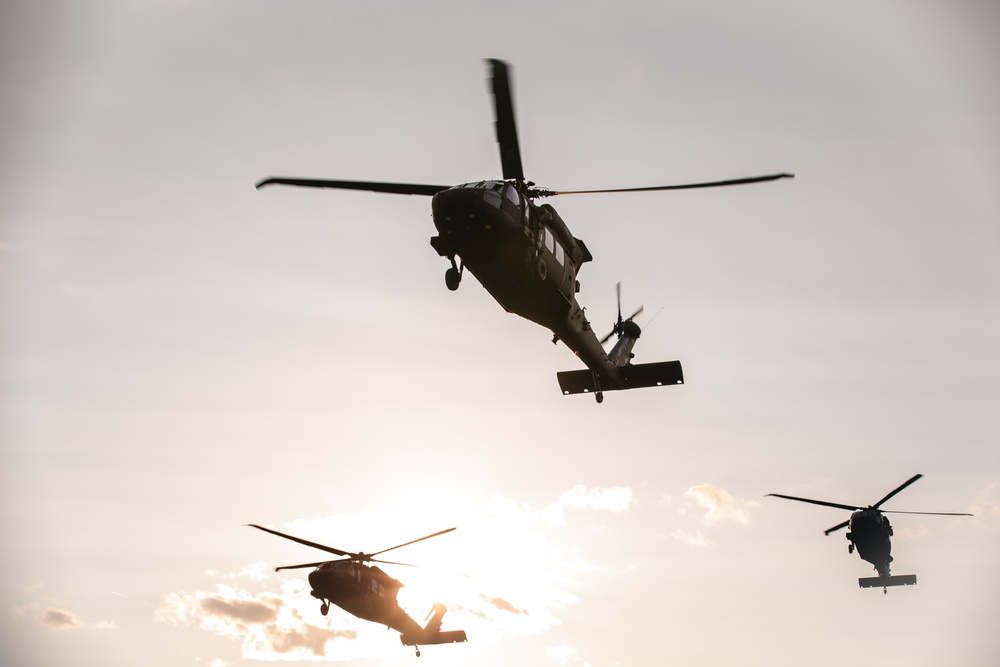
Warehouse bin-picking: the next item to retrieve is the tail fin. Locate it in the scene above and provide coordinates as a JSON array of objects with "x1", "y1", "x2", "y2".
[{"x1": 399, "y1": 603, "x2": 467, "y2": 647}]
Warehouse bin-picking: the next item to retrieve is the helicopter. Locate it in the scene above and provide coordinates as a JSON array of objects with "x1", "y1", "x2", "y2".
[
  {"x1": 256, "y1": 59, "x2": 794, "y2": 403},
  {"x1": 767, "y1": 474, "x2": 972, "y2": 592},
  {"x1": 247, "y1": 524, "x2": 466, "y2": 656}
]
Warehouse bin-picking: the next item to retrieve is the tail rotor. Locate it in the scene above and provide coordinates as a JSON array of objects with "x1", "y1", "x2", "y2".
[{"x1": 600, "y1": 282, "x2": 643, "y2": 344}]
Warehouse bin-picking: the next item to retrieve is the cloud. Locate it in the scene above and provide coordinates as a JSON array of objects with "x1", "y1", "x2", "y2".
[
  {"x1": 541, "y1": 485, "x2": 634, "y2": 527},
  {"x1": 36, "y1": 607, "x2": 80, "y2": 629},
  {"x1": 200, "y1": 596, "x2": 281, "y2": 625},
  {"x1": 966, "y1": 482, "x2": 1000, "y2": 527},
  {"x1": 560, "y1": 485, "x2": 633, "y2": 512},
  {"x1": 484, "y1": 596, "x2": 528, "y2": 615},
  {"x1": 264, "y1": 624, "x2": 354, "y2": 657},
  {"x1": 670, "y1": 530, "x2": 714, "y2": 548},
  {"x1": 683, "y1": 484, "x2": 758, "y2": 526},
  {"x1": 224, "y1": 562, "x2": 271, "y2": 582},
  {"x1": 545, "y1": 644, "x2": 579, "y2": 665},
  {"x1": 157, "y1": 583, "x2": 357, "y2": 661},
  {"x1": 32, "y1": 606, "x2": 116, "y2": 631}
]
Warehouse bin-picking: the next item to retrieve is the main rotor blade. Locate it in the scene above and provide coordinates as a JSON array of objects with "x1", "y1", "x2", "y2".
[
  {"x1": 626, "y1": 305, "x2": 644, "y2": 322},
  {"x1": 882, "y1": 510, "x2": 975, "y2": 516},
  {"x1": 873, "y1": 474, "x2": 923, "y2": 509},
  {"x1": 615, "y1": 282, "x2": 622, "y2": 323},
  {"x1": 274, "y1": 560, "x2": 338, "y2": 572},
  {"x1": 371, "y1": 527, "x2": 457, "y2": 558},
  {"x1": 488, "y1": 59, "x2": 525, "y2": 182},
  {"x1": 765, "y1": 494, "x2": 861, "y2": 512},
  {"x1": 823, "y1": 520, "x2": 851, "y2": 536},
  {"x1": 370, "y1": 558, "x2": 419, "y2": 568},
  {"x1": 246, "y1": 524, "x2": 351, "y2": 558},
  {"x1": 537, "y1": 172, "x2": 795, "y2": 197},
  {"x1": 256, "y1": 177, "x2": 449, "y2": 196}
]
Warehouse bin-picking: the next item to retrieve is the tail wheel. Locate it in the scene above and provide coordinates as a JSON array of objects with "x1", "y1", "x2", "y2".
[{"x1": 320, "y1": 602, "x2": 329, "y2": 616}]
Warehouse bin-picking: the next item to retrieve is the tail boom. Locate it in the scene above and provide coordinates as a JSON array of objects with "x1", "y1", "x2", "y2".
[{"x1": 399, "y1": 603, "x2": 467, "y2": 648}]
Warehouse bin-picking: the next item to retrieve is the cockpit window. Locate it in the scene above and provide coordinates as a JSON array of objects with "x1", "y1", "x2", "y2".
[{"x1": 504, "y1": 185, "x2": 520, "y2": 206}]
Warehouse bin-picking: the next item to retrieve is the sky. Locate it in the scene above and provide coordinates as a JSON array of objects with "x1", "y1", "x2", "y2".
[{"x1": 1, "y1": 1, "x2": 999, "y2": 666}]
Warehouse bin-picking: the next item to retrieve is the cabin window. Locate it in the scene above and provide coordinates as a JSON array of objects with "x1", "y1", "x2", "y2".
[
  {"x1": 483, "y1": 189, "x2": 502, "y2": 208},
  {"x1": 555, "y1": 240, "x2": 565, "y2": 265},
  {"x1": 544, "y1": 227, "x2": 555, "y2": 254}
]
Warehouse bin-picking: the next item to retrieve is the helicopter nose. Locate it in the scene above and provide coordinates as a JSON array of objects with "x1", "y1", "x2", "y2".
[
  {"x1": 432, "y1": 185, "x2": 504, "y2": 234},
  {"x1": 308, "y1": 568, "x2": 330, "y2": 590}
]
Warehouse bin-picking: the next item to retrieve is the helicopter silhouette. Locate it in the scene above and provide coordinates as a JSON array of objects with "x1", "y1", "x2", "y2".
[
  {"x1": 767, "y1": 474, "x2": 972, "y2": 592},
  {"x1": 247, "y1": 524, "x2": 466, "y2": 656},
  {"x1": 256, "y1": 59, "x2": 793, "y2": 402}
]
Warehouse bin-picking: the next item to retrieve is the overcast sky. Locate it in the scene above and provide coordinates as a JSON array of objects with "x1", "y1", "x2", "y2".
[{"x1": 2, "y1": 1, "x2": 999, "y2": 667}]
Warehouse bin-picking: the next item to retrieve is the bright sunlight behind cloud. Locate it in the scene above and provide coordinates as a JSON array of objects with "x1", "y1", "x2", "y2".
[{"x1": 158, "y1": 485, "x2": 634, "y2": 661}]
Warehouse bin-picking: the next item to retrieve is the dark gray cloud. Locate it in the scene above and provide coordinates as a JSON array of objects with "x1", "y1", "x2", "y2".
[
  {"x1": 199, "y1": 596, "x2": 280, "y2": 625},
  {"x1": 160, "y1": 589, "x2": 359, "y2": 659},
  {"x1": 36, "y1": 607, "x2": 80, "y2": 629},
  {"x1": 265, "y1": 624, "x2": 357, "y2": 656},
  {"x1": 485, "y1": 596, "x2": 528, "y2": 615}
]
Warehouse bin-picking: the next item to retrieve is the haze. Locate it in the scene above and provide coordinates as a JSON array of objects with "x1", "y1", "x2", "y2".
[{"x1": 2, "y1": 2, "x2": 998, "y2": 667}]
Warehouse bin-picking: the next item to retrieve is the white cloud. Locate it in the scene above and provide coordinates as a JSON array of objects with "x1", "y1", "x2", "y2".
[
  {"x1": 966, "y1": 482, "x2": 1000, "y2": 527},
  {"x1": 224, "y1": 562, "x2": 271, "y2": 581},
  {"x1": 683, "y1": 484, "x2": 758, "y2": 526},
  {"x1": 541, "y1": 485, "x2": 634, "y2": 527},
  {"x1": 545, "y1": 644, "x2": 578, "y2": 665},
  {"x1": 670, "y1": 530, "x2": 714, "y2": 548},
  {"x1": 560, "y1": 485, "x2": 633, "y2": 513}
]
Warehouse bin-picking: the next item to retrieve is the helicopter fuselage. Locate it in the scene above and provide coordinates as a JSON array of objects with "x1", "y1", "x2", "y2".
[
  {"x1": 846, "y1": 509, "x2": 893, "y2": 577},
  {"x1": 308, "y1": 561, "x2": 423, "y2": 635},
  {"x1": 430, "y1": 181, "x2": 639, "y2": 388}
]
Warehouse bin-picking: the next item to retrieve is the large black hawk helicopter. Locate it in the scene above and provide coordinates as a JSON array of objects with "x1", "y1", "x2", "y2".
[
  {"x1": 247, "y1": 524, "x2": 466, "y2": 656},
  {"x1": 257, "y1": 59, "x2": 793, "y2": 402},
  {"x1": 767, "y1": 474, "x2": 972, "y2": 592}
]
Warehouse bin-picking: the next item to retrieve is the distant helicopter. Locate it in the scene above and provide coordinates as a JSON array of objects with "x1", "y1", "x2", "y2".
[
  {"x1": 767, "y1": 474, "x2": 972, "y2": 592},
  {"x1": 247, "y1": 524, "x2": 466, "y2": 656},
  {"x1": 256, "y1": 59, "x2": 793, "y2": 402}
]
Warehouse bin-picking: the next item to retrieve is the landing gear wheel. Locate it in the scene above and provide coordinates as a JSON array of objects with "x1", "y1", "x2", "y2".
[
  {"x1": 320, "y1": 602, "x2": 329, "y2": 616},
  {"x1": 595, "y1": 391, "x2": 604, "y2": 404},
  {"x1": 415, "y1": 648, "x2": 421, "y2": 657},
  {"x1": 445, "y1": 267, "x2": 461, "y2": 291},
  {"x1": 848, "y1": 544, "x2": 854, "y2": 554}
]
